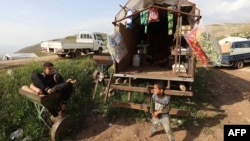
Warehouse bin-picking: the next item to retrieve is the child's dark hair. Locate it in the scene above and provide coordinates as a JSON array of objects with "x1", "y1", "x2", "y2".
[
  {"x1": 154, "y1": 81, "x2": 166, "y2": 90},
  {"x1": 43, "y1": 62, "x2": 54, "y2": 68}
]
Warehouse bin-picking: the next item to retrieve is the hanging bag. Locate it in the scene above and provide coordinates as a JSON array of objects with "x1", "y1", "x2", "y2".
[{"x1": 148, "y1": 7, "x2": 159, "y2": 23}]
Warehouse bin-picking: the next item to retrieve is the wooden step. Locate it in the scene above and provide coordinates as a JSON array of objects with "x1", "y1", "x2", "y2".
[
  {"x1": 110, "y1": 85, "x2": 193, "y2": 96},
  {"x1": 112, "y1": 101, "x2": 150, "y2": 111},
  {"x1": 112, "y1": 101, "x2": 189, "y2": 116}
]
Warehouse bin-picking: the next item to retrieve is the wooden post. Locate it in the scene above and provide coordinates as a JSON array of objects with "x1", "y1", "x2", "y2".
[
  {"x1": 93, "y1": 79, "x2": 99, "y2": 100},
  {"x1": 174, "y1": 4, "x2": 182, "y2": 73},
  {"x1": 127, "y1": 77, "x2": 132, "y2": 101},
  {"x1": 104, "y1": 73, "x2": 113, "y2": 103}
]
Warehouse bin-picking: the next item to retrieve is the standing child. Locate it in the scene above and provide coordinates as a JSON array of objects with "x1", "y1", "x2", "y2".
[{"x1": 149, "y1": 81, "x2": 175, "y2": 141}]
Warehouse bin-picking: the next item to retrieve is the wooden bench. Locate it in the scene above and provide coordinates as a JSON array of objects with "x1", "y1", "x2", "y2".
[
  {"x1": 19, "y1": 85, "x2": 73, "y2": 141},
  {"x1": 19, "y1": 85, "x2": 61, "y2": 110},
  {"x1": 19, "y1": 85, "x2": 62, "y2": 128}
]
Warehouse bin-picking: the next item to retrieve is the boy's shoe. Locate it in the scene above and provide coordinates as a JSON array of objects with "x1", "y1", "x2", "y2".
[{"x1": 148, "y1": 132, "x2": 155, "y2": 138}]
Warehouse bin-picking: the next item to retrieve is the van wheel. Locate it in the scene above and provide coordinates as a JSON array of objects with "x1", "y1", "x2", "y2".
[
  {"x1": 58, "y1": 54, "x2": 66, "y2": 58},
  {"x1": 83, "y1": 49, "x2": 89, "y2": 54},
  {"x1": 97, "y1": 48, "x2": 102, "y2": 55},
  {"x1": 75, "y1": 50, "x2": 81, "y2": 57},
  {"x1": 234, "y1": 61, "x2": 244, "y2": 69},
  {"x1": 69, "y1": 52, "x2": 76, "y2": 58}
]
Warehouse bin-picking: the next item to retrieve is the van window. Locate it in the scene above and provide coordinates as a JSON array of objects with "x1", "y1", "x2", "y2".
[
  {"x1": 246, "y1": 41, "x2": 250, "y2": 47},
  {"x1": 81, "y1": 34, "x2": 92, "y2": 39},
  {"x1": 233, "y1": 41, "x2": 250, "y2": 48},
  {"x1": 89, "y1": 34, "x2": 92, "y2": 39},
  {"x1": 96, "y1": 34, "x2": 104, "y2": 41}
]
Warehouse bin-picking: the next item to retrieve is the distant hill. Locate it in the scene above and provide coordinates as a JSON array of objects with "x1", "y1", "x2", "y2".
[
  {"x1": 17, "y1": 22, "x2": 250, "y2": 56},
  {"x1": 16, "y1": 43, "x2": 42, "y2": 55},
  {"x1": 206, "y1": 22, "x2": 250, "y2": 40}
]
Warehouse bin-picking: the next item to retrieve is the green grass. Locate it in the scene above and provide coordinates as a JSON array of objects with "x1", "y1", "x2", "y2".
[{"x1": 0, "y1": 57, "x2": 101, "y2": 140}]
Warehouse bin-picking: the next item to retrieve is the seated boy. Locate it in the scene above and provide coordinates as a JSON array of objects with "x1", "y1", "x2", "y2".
[{"x1": 30, "y1": 62, "x2": 76, "y2": 117}]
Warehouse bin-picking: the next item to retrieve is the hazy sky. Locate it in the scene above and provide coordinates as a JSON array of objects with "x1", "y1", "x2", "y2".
[{"x1": 0, "y1": 0, "x2": 249, "y2": 53}]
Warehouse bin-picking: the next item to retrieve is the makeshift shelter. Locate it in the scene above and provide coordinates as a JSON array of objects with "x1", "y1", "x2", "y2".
[
  {"x1": 109, "y1": 0, "x2": 201, "y2": 73},
  {"x1": 98, "y1": 0, "x2": 202, "y2": 114}
]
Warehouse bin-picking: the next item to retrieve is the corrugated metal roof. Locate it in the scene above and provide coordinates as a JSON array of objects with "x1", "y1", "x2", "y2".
[{"x1": 2, "y1": 53, "x2": 38, "y2": 60}]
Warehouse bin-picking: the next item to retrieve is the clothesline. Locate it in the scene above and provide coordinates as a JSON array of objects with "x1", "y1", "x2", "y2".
[{"x1": 112, "y1": 5, "x2": 201, "y2": 25}]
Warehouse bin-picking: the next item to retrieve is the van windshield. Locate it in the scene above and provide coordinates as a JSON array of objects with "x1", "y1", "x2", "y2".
[{"x1": 96, "y1": 34, "x2": 104, "y2": 41}]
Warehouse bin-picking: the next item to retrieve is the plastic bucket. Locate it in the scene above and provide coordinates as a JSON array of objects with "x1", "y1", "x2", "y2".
[{"x1": 132, "y1": 54, "x2": 140, "y2": 67}]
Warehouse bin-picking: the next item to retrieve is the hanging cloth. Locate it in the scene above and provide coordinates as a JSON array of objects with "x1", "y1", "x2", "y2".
[
  {"x1": 126, "y1": 8, "x2": 134, "y2": 29},
  {"x1": 167, "y1": 6, "x2": 174, "y2": 35},
  {"x1": 140, "y1": 9, "x2": 149, "y2": 33},
  {"x1": 148, "y1": 7, "x2": 159, "y2": 23}
]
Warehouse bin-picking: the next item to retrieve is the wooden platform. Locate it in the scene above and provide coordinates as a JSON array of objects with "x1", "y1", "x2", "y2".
[
  {"x1": 110, "y1": 85, "x2": 193, "y2": 96},
  {"x1": 19, "y1": 85, "x2": 61, "y2": 110},
  {"x1": 93, "y1": 55, "x2": 113, "y2": 65},
  {"x1": 114, "y1": 66, "x2": 194, "y2": 82}
]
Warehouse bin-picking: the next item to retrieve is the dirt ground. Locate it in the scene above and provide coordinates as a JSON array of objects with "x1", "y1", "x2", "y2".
[
  {"x1": 0, "y1": 55, "x2": 60, "y2": 69},
  {"x1": 1, "y1": 56, "x2": 250, "y2": 141},
  {"x1": 74, "y1": 66, "x2": 250, "y2": 141}
]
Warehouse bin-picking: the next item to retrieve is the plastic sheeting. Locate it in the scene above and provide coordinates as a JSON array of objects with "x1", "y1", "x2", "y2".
[
  {"x1": 2, "y1": 53, "x2": 38, "y2": 60},
  {"x1": 107, "y1": 32, "x2": 128, "y2": 63},
  {"x1": 185, "y1": 26, "x2": 222, "y2": 66}
]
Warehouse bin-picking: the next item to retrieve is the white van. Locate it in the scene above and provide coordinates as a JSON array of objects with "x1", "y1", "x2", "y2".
[
  {"x1": 221, "y1": 40, "x2": 250, "y2": 68},
  {"x1": 41, "y1": 31, "x2": 106, "y2": 57}
]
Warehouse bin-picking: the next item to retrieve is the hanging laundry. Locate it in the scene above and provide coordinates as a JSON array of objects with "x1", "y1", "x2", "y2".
[
  {"x1": 126, "y1": 8, "x2": 134, "y2": 29},
  {"x1": 167, "y1": 6, "x2": 174, "y2": 35},
  {"x1": 140, "y1": 9, "x2": 149, "y2": 33},
  {"x1": 148, "y1": 7, "x2": 159, "y2": 23}
]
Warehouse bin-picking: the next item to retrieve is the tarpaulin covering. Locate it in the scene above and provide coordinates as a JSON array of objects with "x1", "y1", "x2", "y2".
[{"x1": 115, "y1": 0, "x2": 196, "y2": 26}]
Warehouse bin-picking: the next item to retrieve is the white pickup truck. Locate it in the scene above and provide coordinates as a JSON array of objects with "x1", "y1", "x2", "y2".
[{"x1": 41, "y1": 31, "x2": 106, "y2": 57}]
